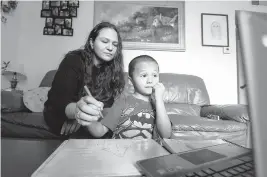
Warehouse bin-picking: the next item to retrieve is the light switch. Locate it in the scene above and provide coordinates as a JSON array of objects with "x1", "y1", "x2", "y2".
[{"x1": 223, "y1": 47, "x2": 231, "y2": 54}]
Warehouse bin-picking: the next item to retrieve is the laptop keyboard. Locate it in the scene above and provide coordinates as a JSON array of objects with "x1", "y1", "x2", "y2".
[{"x1": 163, "y1": 155, "x2": 254, "y2": 177}]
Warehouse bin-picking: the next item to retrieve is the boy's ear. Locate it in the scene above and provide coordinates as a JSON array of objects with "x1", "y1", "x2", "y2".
[{"x1": 128, "y1": 76, "x2": 133, "y2": 86}]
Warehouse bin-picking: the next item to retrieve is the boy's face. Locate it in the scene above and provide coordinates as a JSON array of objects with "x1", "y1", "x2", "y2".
[{"x1": 129, "y1": 61, "x2": 159, "y2": 96}]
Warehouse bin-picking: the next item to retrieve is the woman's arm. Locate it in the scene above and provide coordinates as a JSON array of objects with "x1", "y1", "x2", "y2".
[
  {"x1": 65, "y1": 102, "x2": 77, "y2": 119},
  {"x1": 44, "y1": 52, "x2": 85, "y2": 134}
]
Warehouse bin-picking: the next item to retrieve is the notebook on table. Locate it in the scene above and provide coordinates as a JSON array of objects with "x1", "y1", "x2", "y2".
[{"x1": 136, "y1": 10, "x2": 267, "y2": 177}]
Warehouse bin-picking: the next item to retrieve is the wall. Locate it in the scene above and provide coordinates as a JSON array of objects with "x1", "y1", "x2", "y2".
[{"x1": 1, "y1": 1, "x2": 267, "y2": 104}]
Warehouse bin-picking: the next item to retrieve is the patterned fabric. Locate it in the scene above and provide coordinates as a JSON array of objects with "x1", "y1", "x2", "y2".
[
  {"x1": 23, "y1": 87, "x2": 50, "y2": 112},
  {"x1": 101, "y1": 94, "x2": 162, "y2": 143}
]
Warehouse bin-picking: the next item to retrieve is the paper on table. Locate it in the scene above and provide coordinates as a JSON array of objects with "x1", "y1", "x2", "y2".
[
  {"x1": 31, "y1": 139, "x2": 169, "y2": 177},
  {"x1": 102, "y1": 141, "x2": 132, "y2": 157}
]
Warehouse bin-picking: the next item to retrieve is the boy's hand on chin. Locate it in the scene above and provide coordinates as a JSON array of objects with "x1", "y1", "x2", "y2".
[{"x1": 151, "y1": 83, "x2": 165, "y2": 104}]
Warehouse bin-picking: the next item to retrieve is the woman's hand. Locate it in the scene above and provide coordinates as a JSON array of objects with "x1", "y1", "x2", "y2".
[
  {"x1": 151, "y1": 83, "x2": 165, "y2": 104},
  {"x1": 75, "y1": 96, "x2": 104, "y2": 126}
]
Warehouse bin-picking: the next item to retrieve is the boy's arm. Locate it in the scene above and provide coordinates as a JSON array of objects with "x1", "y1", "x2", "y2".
[
  {"x1": 155, "y1": 99, "x2": 172, "y2": 139},
  {"x1": 152, "y1": 83, "x2": 172, "y2": 139},
  {"x1": 85, "y1": 122, "x2": 109, "y2": 138}
]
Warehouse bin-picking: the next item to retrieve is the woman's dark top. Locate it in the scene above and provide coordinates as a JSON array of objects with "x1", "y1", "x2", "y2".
[{"x1": 44, "y1": 52, "x2": 114, "y2": 137}]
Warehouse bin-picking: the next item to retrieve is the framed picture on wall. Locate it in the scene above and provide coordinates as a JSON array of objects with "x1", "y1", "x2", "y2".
[
  {"x1": 201, "y1": 13, "x2": 229, "y2": 47},
  {"x1": 41, "y1": 9, "x2": 52, "y2": 17},
  {"x1": 41, "y1": 0, "x2": 78, "y2": 37},
  {"x1": 94, "y1": 1, "x2": 185, "y2": 51}
]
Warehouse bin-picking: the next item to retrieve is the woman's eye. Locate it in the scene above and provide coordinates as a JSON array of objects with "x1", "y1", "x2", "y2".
[
  {"x1": 102, "y1": 40, "x2": 108, "y2": 43},
  {"x1": 113, "y1": 43, "x2": 118, "y2": 47}
]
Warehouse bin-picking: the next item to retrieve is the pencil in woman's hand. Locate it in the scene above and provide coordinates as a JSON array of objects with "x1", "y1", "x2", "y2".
[
  {"x1": 84, "y1": 85, "x2": 92, "y2": 97},
  {"x1": 84, "y1": 85, "x2": 104, "y2": 120}
]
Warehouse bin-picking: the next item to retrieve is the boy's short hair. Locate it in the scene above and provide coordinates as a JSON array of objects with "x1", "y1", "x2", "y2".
[{"x1": 128, "y1": 55, "x2": 159, "y2": 78}]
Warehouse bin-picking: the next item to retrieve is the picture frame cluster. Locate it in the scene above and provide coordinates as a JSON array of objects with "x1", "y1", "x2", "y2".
[{"x1": 41, "y1": 0, "x2": 79, "y2": 36}]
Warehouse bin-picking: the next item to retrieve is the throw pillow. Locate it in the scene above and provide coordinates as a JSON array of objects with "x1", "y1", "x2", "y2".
[{"x1": 23, "y1": 87, "x2": 50, "y2": 113}]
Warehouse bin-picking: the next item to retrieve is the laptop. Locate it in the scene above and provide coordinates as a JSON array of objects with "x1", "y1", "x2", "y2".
[{"x1": 136, "y1": 10, "x2": 267, "y2": 177}]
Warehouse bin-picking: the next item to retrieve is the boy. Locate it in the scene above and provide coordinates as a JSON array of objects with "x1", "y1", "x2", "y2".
[{"x1": 86, "y1": 55, "x2": 172, "y2": 142}]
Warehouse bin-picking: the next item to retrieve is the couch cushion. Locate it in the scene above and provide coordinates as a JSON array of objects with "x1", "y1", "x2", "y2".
[
  {"x1": 166, "y1": 103, "x2": 201, "y2": 116},
  {"x1": 1, "y1": 90, "x2": 28, "y2": 113},
  {"x1": 41, "y1": 70, "x2": 210, "y2": 106},
  {"x1": 201, "y1": 104, "x2": 249, "y2": 123},
  {"x1": 1, "y1": 112, "x2": 60, "y2": 139},
  {"x1": 39, "y1": 70, "x2": 57, "y2": 87},
  {"x1": 124, "y1": 73, "x2": 210, "y2": 105},
  {"x1": 169, "y1": 115, "x2": 247, "y2": 132}
]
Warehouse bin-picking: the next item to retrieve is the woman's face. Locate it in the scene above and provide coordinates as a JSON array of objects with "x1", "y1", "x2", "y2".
[{"x1": 91, "y1": 28, "x2": 119, "y2": 65}]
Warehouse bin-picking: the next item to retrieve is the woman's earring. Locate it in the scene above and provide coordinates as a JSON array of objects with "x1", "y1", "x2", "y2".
[{"x1": 90, "y1": 40, "x2": 94, "y2": 49}]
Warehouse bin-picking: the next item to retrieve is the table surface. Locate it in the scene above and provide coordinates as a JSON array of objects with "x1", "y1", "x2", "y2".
[
  {"x1": 1, "y1": 138, "x2": 169, "y2": 177},
  {"x1": 1, "y1": 136, "x2": 251, "y2": 177},
  {"x1": 1, "y1": 138, "x2": 62, "y2": 177},
  {"x1": 31, "y1": 139, "x2": 169, "y2": 177}
]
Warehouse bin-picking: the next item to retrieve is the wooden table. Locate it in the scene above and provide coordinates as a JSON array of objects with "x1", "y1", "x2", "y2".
[{"x1": 1, "y1": 138, "x2": 62, "y2": 177}]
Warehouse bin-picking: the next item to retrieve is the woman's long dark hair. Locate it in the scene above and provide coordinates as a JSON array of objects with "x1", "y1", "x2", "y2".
[{"x1": 68, "y1": 22, "x2": 125, "y2": 102}]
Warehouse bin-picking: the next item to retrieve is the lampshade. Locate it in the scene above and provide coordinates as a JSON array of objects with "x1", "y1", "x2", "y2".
[
  {"x1": 2, "y1": 64, "x2": 27, "y2": 81},
  {"x1": 2, "y1": 63, "x2": 27, "y2": 90}
]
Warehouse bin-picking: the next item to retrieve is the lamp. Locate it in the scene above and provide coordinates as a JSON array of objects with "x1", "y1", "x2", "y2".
[{"x1": 2, "y1": 63, "x2": 27, "y2": 90}]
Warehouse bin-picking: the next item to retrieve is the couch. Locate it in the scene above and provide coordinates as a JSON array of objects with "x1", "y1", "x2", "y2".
[{"x1": 1, "y1": 70, "x2": 249, "y2": 143}]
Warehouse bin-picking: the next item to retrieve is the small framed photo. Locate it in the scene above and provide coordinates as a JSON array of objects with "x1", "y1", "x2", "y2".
[
  {"x1": 62, "y1": 28, "x2": 73, "y2": 36},
  {"x1": 201, "y1": 13, "x2": 229, "y2": 47},
  {"x1": 54, "y1": 25, "x2": 62, "y2": 35},
  {"x1": 51, "y1": 7, "x2": 59, "y2": 16},
  {"x1": 60, "y1": 1, "x2": 68, "y2": 10},
  {"x1": 64, "y1": 18, "x2": 72, "y2": 28},
  {"x1": 54, "y1": 18, "x2": 64, "y2": 25},
  {"x1": 41, "y1": 9, "x2": 52, "y2": 17},
  {"x1": 69, "y1": 7, "x2": 77, "y2": 17},
  {"x1": 50, "y1": 1, "x2": 60, "y2": 7},
  {"x1": 59, "y1": 10, "x2": 69, "y2": 17},
  {"x1": 42, "y1": 1, "x2": 50, "y2": 9},
  {"x1": 69, "y1": 0, "x2": 79, "y2": 7},
  {"x1": 43, "y1": 27, "x2": 54, "y2": 35},
  {"x1": 45, "y1": 17, "x2": 53, "y2": 27}
]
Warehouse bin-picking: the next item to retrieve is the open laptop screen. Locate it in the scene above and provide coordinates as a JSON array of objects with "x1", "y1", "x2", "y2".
[{"x1": 236, "y1": 10, "x2": 267, "y2": 177}]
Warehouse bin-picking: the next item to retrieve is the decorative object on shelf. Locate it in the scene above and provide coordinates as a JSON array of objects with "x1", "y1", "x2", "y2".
[
  {"x1": 1, "y1": 63, "x2": 27, "y2": 90},
  {"x1": 40, "y1": 0, "x2": 79, "y2": 36},
  {"x1": 94, "y1": 1, "x2": 185, "y2": 51},
  {"x1": 1, "y1": 0, "x2": 18, "y2": 23},
  {"x1": 201, "y1": 13, "x2": 229, "y2": 47}
]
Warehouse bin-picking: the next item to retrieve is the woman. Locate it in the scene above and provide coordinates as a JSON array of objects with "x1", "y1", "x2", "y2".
[{"x1": 44, "y1": 22, "x2": 125, "y2": 138}]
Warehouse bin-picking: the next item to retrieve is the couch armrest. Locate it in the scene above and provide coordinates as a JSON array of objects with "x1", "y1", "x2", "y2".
[
  {"x1": 200, "y1": 104, "x2": 249, "y2": 123},
  {"x1": 169, "y1": 115, "x2": 246, "y2": 132}
]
